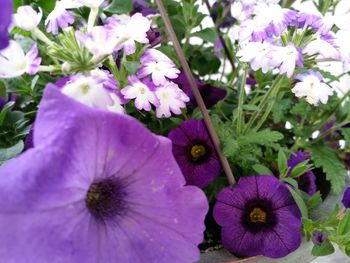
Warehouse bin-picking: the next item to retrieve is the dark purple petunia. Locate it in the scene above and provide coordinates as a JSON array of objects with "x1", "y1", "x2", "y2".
[
  {"x1": 312, "y1": 230, "x2": 328, "y2": 246},
  {"x1": 132, "y1": 0, "x2": 157, "y2": 16},
  {"x1": 342, "y1": 187, "x2": 350, "y2": 208},
  {"x1": 168, "y1": 119, "x2": 221, "y2": 188},
  {"x1": 214, "y1": 175, "x2": 302, "y2": 258},
  {"x1": 288, "y1": 151, "x2": 317, "y2": 196},
  {"x1": 0, "y1": 0, "x2": 12, "y2": 50},
  {"x1": 147, "y1": 27, "x2": 161, "y2": 47},
  {"x1": 210, "y1": 0, "x2": 236, "y2": 29},
  {"x1": 24, "y1": 126, "x2": 34, "y2": 149},
  {"x1": 173, "y1": 72, "x2": 227, "y2": 109},
  {"x1": 0, "y1": 86, "x2": 209, "y2": 263}
]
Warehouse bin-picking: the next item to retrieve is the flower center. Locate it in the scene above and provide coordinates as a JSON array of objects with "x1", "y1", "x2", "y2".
[
  {"x1": 190, "y1": 145, "x2": 206, "y2": 161},
  {"x1": 242, "y1": 199, "x2": 277, "y2": 233},
  {"x1": 80, "y1": 83, "x2": 91, "y2": 94},
  {"x1": 85, "y1": 179, "x2": 124, "y2": 220},
  {"x1": 249, "y1": 207, "x2": 267, "y2": 223}
]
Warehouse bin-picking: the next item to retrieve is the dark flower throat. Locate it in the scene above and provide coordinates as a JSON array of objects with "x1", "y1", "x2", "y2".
[
  {"x1": 242, "y1": 199, "x2": 277, "y2": 233},
  {"x1": 85, "y1": 179, "x2": 124, "y2": 220}
]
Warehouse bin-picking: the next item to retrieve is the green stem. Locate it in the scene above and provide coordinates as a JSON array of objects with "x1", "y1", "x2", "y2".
[
  {"x1": 244, "y1": 75, "x2": 284, "y2": 133},
  {"x1": 312, "y1": 89, "x2": 350, "y2": 135},
  {"x1": 31, "y1": 28, "x2": 53, "y2": 46},
  {"x1": 306, "y1": 121, "x2": 349, "y2": 146},
  {"x1": 87, "y1": 7, "x2": 99, "y2": 32},
  {"x1": 254, "y1": 81, "x2": 282, "y2": 131},
  {"x1": 236, "y1": 68, "x2": 248, "y2": 135}
]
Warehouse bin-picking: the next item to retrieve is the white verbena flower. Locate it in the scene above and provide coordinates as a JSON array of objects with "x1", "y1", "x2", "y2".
[
  {"x1": 303, "y1": 35, "x2": 339, "y2": 59},
  {"x1": 61, "y1": 75, "x2": 124, "y2": 114},
  {"x1": 14, "y1": 6, "x2": 42, "y2": 31},
  {"x1": 138, "y1": 49, "x2": 180, "y2": 86},
  {"x1": 106, "y1": 13, "x2": 151, "y2": 55},
  {"x1": 77, "y1": 26, "x2": 117, "y2": 60},
  {"x1": 45, "y1": 1, "x2": 75, "y2": 35},
  {"x1": 0, "y1": 41, "x2": 41, "y2": 78},
  {"x1": 269, "y1": 44, "x2": 304, "y2": 78},
  {"x1": 237, "y1": 41, "x2": 274, "y2": 73},
  {"x1": 292, "y1": 69, "x2": 333, "y2": 105},
  {"x1": 121, "y1": 76, "x2": 158, "y2": 111},
  {"x1": 155, "y1": 81, "x2": 189, "y2": 118}
]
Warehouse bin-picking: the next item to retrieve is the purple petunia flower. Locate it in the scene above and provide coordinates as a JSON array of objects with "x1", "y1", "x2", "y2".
[
  {"x1": 287, "y1": 151, "x2": 317, "y2": 196},
  {"x1": 132, "y1": 0, "x2": 157, "y2": 16},
  {"x1": 342, "y1": 187, "x2": 350, "y2": 208},
  {"x1": 210, "y1": 0, "x2": 236, "y2": 29},
  {"x1": 312, "y1": 230, "x2": 328, "y2": 246},
  {"x1": 146, "y1": 28, "x2": 161, "y2": 48},
  {"x1": 168, "y1": 119, "x2": 221, "y2": 188},
  {"x1": 0, "y1": 0, "x2": 12, "y2": 50},
  {"x1": 173, "y1": 72, "x2": 227, "y2": 109},
  {"x1": 0, "y1": 86, "x2": 209, "y2": 263},
  {"x1": 214, "y1": 175, "x2": 302, "y2": 258},
  {"x1": 24, "y1": 126, "x2": 34, "y2": 150}
]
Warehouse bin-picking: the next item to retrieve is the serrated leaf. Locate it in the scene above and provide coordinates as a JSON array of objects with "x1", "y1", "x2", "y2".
[
  {"x1": 238, "y1": 129, "x2": 284, "y2": 148},
  {"x1": 309, "y1": 146, "x2": 347, "y2": 194},
  {"x1": 192, "y1": 28, "x2": 217, "y2": 44},
  {"x1": 252, "y1": 164, "x2": 273, "y2": 175},
  {"x1": 312, "y1": 240, "x2": 335, "y2": 256}
]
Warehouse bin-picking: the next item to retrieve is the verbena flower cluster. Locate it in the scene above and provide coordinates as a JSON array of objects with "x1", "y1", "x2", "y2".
[
  {"x1": 1, "y1": 0, "x2": 350, "y2": 262},
  {"x1": 233, "y1": 0, "x2": 349, "y2": 105}
]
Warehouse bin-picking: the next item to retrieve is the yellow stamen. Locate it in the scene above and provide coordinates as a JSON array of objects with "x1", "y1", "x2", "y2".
[{"x1": 249, "y1": 207, "x2": 267, "y2": 223}]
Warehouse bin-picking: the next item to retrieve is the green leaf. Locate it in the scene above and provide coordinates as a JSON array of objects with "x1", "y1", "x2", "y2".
[
  {"x1": 338, "y1": 211, "x2": 350, "y2": 236},
  {"x1": 123, "y1": 61, "x2": 140, "y2": 75},
  {"x1": 309, "y1": 146, "x2": 347, "y2": 194},
  {"x1": 288, "y1": 187, "x2": 308, "y2": 218},
  {"x1": 0, "y1": 141, "x2": 24, "y2": 165},
  {"x1": 283, "y1": 177, "x2": 299, "y2": 189},
  {"x1": 0, "y1": 101, "x2": 15, "y2": 126},
  {"x1": 252, "y1": 164, "x2": 273, "y2": 175},
  {"x1": 238, "y1": 129, "x2": 284, "y2": 148},
  {"x1": 291, "y1": 160, "x2": 313, "y2": 178},
  {"x1": 312, "y1": 240, "x2": 335, "y2": 256},
  {"x1": 0, "y1": 81, "x2": 6, "y2": 99},
  {"x1": 192, "y1": 28, "x2": 218, "y2": 44},
  {"x1": 341, "y1": 128, "x2": 350, "y2": 147},
  {"x1": 278, "y1": 149, "x2": 288, "y2": 176},
  {"x1": 307, "y1": 191, "x2": 322, "y2": 212},
  {"x1": 105, "y1": 0, "x2": 132, "y2": 14}
]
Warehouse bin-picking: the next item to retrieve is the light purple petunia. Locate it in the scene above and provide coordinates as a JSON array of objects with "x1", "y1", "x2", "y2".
[
  {"x1": 342, "y1": 187, "x2": 350, "y2": 208},
  {"x1": 287, "y1": 151, "x2": 317, "y2": 196},
  {"x1": 0, "y1": 86, "x2": 209, "y2": 263},
  {"x1": 0, "y1": 0, "x2": 12, "y2": 50},
  {"x1": 214, "y1": 175, "x2": 302, "y2": 258},
  {"x1": 168, "y1": 119, "x2": 221, "y2": 188}
]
